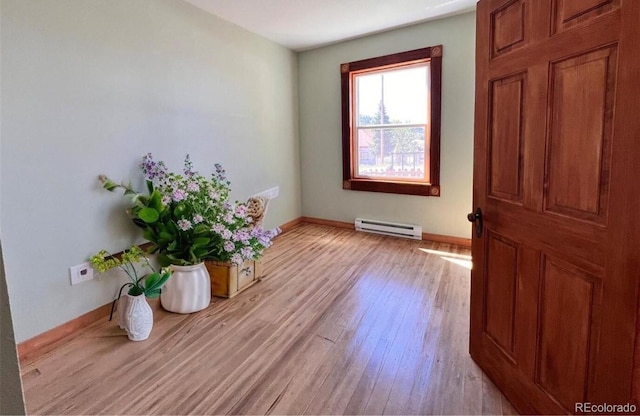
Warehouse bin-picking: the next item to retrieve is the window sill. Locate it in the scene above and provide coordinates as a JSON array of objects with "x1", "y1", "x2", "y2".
[{"x1": 343, "y1": 179, "x2": 440, "y2": 197}]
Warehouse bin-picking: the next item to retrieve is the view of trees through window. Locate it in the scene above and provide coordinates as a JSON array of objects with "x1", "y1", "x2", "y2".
[{"x1": 354, "y1": 64, "x2": 429, "y2": 181}]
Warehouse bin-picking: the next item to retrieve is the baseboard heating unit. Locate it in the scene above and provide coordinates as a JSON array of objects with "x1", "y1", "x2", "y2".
[{"x1": 355, "y1": 218, "x2": 422, "y2": 240}]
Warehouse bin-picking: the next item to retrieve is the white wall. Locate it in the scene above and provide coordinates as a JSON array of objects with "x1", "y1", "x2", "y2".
[
  {"x1": 298, "y1": 12, "x2": 476, "y2": 238},
  {"x1": 1, "y1": 0, "x2": 301, "y2": 342}
]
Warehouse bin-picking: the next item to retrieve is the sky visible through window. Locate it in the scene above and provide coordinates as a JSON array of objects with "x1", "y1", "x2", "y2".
[{"x1": 357, "y1": 65, "x2": 428, "y2": 125}]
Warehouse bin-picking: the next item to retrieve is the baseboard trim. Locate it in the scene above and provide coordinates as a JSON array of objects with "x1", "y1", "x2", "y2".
[
  {"x1": 301, "y1": 216, "x2": 471, "y2": 247},
  {"x1": 18, "y1": 302, "x2": 112, "y2": 364},
  {"x1": 300, "y1": 216, "x2": 353, "y2": 229},
  {"x1": 422, "y1": 232, "x2": 471, "y2": 248},
  {"x1": 18, "y1": 216, "x2": 468, "y2": 364},
  {"x1": 278, "y1": 217, "x2": 305, "y2": 234}
]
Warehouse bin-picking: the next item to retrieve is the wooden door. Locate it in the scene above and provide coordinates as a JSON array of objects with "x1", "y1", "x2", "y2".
[{"x1": 470, "y1": 0, "x2": 640, "y2": 413}]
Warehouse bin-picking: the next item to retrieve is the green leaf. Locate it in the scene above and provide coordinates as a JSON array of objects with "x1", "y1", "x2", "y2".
[
  {"x1": 158, "y1": 254, "x2": 171, "y2": 267},
  {"x1": 173, "y1": 203, "x2": 188, "y2": 217},
  {"x1": 146, "y1": 180, "x2": 154, "y2": 194},
  {"x1": 144, "y1": 272, "x2": 161, "y2": 289},
  {"x1": 192, "y1": 237, "x2": 210, "y2": 247},
  {"x1": 102, "y1": 179, "x2": 119, "y2": 191},
  {"x1": 193, "y1": 247, "x2": 209, "y2": 259},
  {"x1": 149, "y1": 190, "x2": 163, "y2": 211},
  {"x1": 166, "y1": 221, "x2": 178, "y2": 234},
  {"x1": 145, "y1": 288, "x2": 162, "y2": 299},
  {"x1": 146, "y1": 272, "x2": 171, "y2": 292},
  {"x1": 143, "y1": 229, "x2": 156, "y2": 242},
  {"x1": 193, "y1": 224, "x2": 209, "y2": 234},
  {"x1": 138, "y1": 207, "x2": 160, "y2": 223}
]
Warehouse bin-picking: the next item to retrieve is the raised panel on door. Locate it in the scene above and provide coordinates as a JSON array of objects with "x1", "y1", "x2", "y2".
[
  {"x1": 536, "y1": 255, "x2": 601, "y2": 411},
  {"x1": 488, "y1": 73, "x2": 525, "y2": 203},
  {"x1": 552, "y1": 0, "x2": 620, "y2": 34},
  {"x1": 544, "y1": 45, "x2": 617, "y2": 223},
  {"x1": 484, "y1": 232, "x2": 518, "y2": 358},
  {"x1": 491, "y1": 0, "x2": 527, "y2": 58}
]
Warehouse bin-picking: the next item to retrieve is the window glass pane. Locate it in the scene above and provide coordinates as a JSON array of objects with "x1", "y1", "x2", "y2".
[
  {"x1": 356, "y1": 65, "x2": 428, "y2": 127},
  {"x1": 356, "y1": 127, "x2": 428, "y2": 180},
  {"x1": 357, "y1": 74, "x2": 382, "y2": 126}
]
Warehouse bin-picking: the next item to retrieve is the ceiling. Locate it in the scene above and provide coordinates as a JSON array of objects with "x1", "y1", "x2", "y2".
[{"x1": 182, "y1": 0, "x2": 477, "y2": 51}]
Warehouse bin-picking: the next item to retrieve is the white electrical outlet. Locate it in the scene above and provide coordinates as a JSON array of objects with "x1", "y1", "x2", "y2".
[
  {"x1": 253, "y1": 186, "x2": 279, "y2": 200},
  {"x1": 69, "y1": 262, "x2": 94, "y2": 285}
]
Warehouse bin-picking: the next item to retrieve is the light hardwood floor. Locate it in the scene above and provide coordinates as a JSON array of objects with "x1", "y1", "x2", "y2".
[{"x1": 21, "y1": 224, "x2": 517, "y2": 415}]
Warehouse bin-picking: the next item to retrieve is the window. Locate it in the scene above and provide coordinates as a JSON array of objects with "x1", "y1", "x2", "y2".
[{"x1": 341, "y1": 46, "x2": 442, "y2": 196}]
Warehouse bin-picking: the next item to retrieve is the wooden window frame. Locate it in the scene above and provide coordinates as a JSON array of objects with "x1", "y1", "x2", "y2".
[{"x1": 341, "y1": 46, "x2": 442, "y2": 197}]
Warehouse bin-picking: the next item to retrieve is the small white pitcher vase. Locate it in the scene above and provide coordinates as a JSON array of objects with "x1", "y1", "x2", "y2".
[{"x1": 118, "y1": 293, "x2": 153, "y2": 341}]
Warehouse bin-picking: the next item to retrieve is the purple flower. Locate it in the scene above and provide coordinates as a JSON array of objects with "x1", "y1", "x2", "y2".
[
  {"x1": 241, "y1": 247, "x2": 254, "y2": 258},
  {"x1": 221, "y1": 229, "x2": 233, "y2": 240},
  {"x1": 183, "y1": 154, "x2": 195, "y2": 177},
  {"x1": 161, "y1": 195, "x2": 172, "y2": 205},
  {"x1": 172, "y1": 189, "x2": 186, "y2": 202},
  {"x1": 211, "y1": 224, "x2": 225, "y2": 233},
  {"x1": 141, "y1": 153, "x2": 168, "y2": 182},
  {"x1": 223, "y1": 213, "x2": 234, "y2": 223},
  {"x1": 235, "y1": 205, "x2": 247, "y2": 218},
  {"x1": 234, "y1": 230, "x2": 250, "y2": 244},
  {"x1": 214, "y1": 163, "x2": 227, "y2": 182},
  {"x1": 177, "y1": 219, "x2": 192, "y2": 231},
  {"x1": 249, "y1": 226, "x2": 277, "y2": 247},
  {"x1": 187, "y1": 182, "x2": 200, "y2": 192},
  {"x1": 209, "y1": 190, "x2": 220, "y2": 201},
  {"x1": 231, "y1": 253, "x2": 243, "y2": 265},
  {"x1": 193, "y1": 214, "x2": 204, "y2": 224},
  {"x1": 224, "y1": 241, "x2": 235, "y2": 252}
]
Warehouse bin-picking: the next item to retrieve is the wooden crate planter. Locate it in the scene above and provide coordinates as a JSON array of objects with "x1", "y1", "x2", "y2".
[{"x1": 205, "y1": 259, "x2": 263, "y2": 298}]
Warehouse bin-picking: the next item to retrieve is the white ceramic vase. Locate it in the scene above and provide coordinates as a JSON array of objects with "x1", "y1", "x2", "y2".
[
  {"x1": 117, "y1": 294, "x2": 129, "y2": 329},
  {"x1": 120, "y1": 293, "x2": 153, "y2": 341},
  {"x1": 160, "y1": 262, "x2": 211, "y2": 314}
]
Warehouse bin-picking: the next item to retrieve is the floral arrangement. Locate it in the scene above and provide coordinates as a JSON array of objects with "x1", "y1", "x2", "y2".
[
  {"x1": 99, "y1": 154, "x2": 279, "y2": 266},
  {"x1": 90, "y1": 245, "x2": 171, "y2": 298}
]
